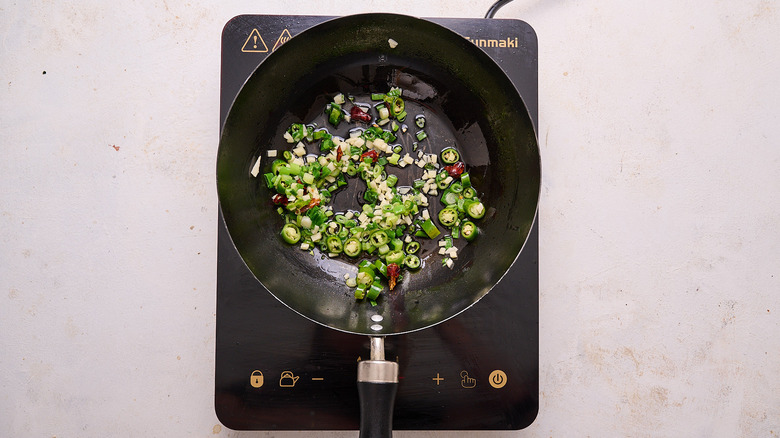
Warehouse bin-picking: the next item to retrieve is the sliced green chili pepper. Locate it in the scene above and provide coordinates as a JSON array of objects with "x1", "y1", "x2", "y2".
[
  {"x1": 438, "y1": 207, "x2": 459, "y2": 228},
  {"x1": 362, "y1": 126, "x2": 380, "y2": 141},
  {"x1": 440, "y1": 147, "x2": 460, "y2": 164},
  {"x1": 271, "y1": 159, "x2": 288, "y2": 175},
  {"x1": 421, "y1": 218, "x2": 441, "y2": 239},
  {"x1": 403, "y1": 254, "x2": 421, "y2": 270},
  {"x1": 287, "y1": 123, "x2": 306, "y2": 142},
  {"x1": 280, "y1": 223, "x2": 301, "y2": 244},
  {"x1": 415, "y1": 115, "x2": 426, "y2": 128},
  {"x1": 452, "y1": 222, "x2": 460, "y2": 239},
  {"x1": 456, "y1": 197, "x2": 467, "y2": 213},
  {"x1": 344, "y1": 237, "x2": 361, "y2": 257},
  {"x1": 381, "y1": 130, "x2": 397, "y2": 143},
  {"x1": 312, "y1": 128, "x2": 331, "y2": 141},
  {"x1": 389, "y1": 97, "x2": 405, "y2": 117},
  {"x1": 374, "y1": 260, "x2": 388, "y2": 278},
  {"x1": 320, "y1": 137, "x2": 335, "y2": 153},
  {"x1": 306, "y1": 206, "x2": 327, "y2": 226},
  {"x1": 368, "y1": 230, "x2": 390, "y2": 247},
  {"x1": 264, "y1": 172, "x2": 275, "y2": 188},
  {"x1": 366, "y1": 283, "x2": 383, "y2": 300},
  {"x1": 465, "y1": 200, "x2": 486, "y2": 219},
  {"x1": 385, "y1": 249, "x2": 404, "y2": 265},
  {"x1": 416, "y1": 130, "x2": 427, "y2": 141},
  {"x1": 325, "y1": 221, "x2": 342, "y2": 235},
  {"x1": 390, "y1": 238, "x2": 404, "y2": 251},
  {"x1": 460, "y1": 221, "x2": 478, "y2": 241},
  {"x1": 405, "y1": 241, "x2": 420, "y2": 254},
  {"x1": 460, "y1": 172, "x2": 471, "y2": 188},
  {"x1": 442, "y1": 191, "x2": 459, "y2": 206},
  {"x1": 284, "y1": 162, "x2": 302, "y2": 176},
  {"x1": 357, "y1": 271, "x2": 374, "y2": 287},
  {"x1": 354, "y1": 285, "x2": 367, "y2": 299},
  {"x1": 385, "y1": 174, "x2": 398, "y2": 187},
  {"x1": 327, "y1": 103, "x2": 343, "y2": 127},
  {"x1": 363, "y1": 189, "x2": 379, "y2": 204},
  {"x1": 326, "y1": 235, "x2": 343, "y2": 254}
]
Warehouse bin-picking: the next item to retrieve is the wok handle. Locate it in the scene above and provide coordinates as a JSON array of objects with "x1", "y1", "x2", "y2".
[
  {"x1": 357, "y1": 337, "x2": 399, "y2": 438},
  {"x1": 357, "y1": 369, "x2": 398, "y2": 438}
]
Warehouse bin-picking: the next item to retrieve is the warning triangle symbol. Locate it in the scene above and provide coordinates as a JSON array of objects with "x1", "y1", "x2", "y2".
[
  {"x1": 272, "y1": 29, "x2": 293, "y2": 51},
  {"x1": 241, "y1": 29, "x2": 268, "y2": 53}
]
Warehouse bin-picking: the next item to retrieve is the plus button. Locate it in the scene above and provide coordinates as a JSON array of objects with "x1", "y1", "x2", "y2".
[{"x1": 432, "y1": 373, "x2": 444, "y2": 385}]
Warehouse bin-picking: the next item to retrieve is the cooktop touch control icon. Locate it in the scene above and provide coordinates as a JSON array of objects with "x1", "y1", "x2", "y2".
[
  {"x1": 488, "y1": 370, "x2": 508, "y2": 389},
  {"x1": 460, "y1": 370, "x2": 476, "y2": 388},
  {"x1": 279, "y1": 371, "x2": 299, "y2": 387},
  {"x1": 250, "y1": 370, "x2": 264, "y2": 388}
]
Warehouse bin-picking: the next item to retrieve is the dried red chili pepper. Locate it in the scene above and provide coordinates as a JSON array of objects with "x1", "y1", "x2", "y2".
[
  {"x1": 387, "y1": 263, "x2": 400, "y2": 291},
  {"x1": 444, "y1": 161, "x2": 465, "y2": 178},
  {"x1": 350, "y1": 105, "x2": 372, "y2": 123},
  {"x1": 271, "y1": 194, "x2": 288, "y2": 205},
  {"x1": 360, "y1": 150, "x2": 379, "y2": 163},
  {"x1": 336, "y1": 145, "x2": 343, "y2": 162},
  {"x1": 298, "y1": 198, "x2": 320, "y2": 214}
]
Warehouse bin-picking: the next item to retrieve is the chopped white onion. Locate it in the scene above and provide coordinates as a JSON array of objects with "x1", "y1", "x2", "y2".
[{"x1": 250, "y1": 155, "x2": 262, "y2": 177}]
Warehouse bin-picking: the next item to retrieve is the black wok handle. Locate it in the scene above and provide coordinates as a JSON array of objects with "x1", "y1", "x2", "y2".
[
  {"x1": 357, "y1": 364, "x2": 398, "y2": 438},
  {"x1": 358, "y1": 337, "x2": 399, "y2": 438}
]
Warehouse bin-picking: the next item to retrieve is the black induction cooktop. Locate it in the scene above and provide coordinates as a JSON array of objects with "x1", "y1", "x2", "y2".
[{"x1": 215, "y1": 14, "x2": 539, "y2": 431}]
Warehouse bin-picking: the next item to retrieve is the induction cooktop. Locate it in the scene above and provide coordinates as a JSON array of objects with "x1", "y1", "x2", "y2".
[{"x1": 215, "y1": 14, "x2": 539, "y2": 431}]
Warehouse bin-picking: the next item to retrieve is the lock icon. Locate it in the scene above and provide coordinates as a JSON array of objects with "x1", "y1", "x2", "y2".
[
  {"x1": 279, "y1": 371, "x2": 299, "y2": 387},
  {"x1": 250, "y1": 370, "x2": 264, "y2": 388}
]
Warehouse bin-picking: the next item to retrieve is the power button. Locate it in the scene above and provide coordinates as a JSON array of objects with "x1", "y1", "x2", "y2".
[{"x1": 488, "y1": 370, "x2": 507, "y2": 389}]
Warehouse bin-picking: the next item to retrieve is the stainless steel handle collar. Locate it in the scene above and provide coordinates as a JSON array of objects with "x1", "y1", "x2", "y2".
[{"x1": 358, "y1": 360, "x2": 399, "y2": 383}]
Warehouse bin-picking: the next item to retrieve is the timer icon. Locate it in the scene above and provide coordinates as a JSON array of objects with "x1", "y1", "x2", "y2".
[{"x1": 488, "y1": 370, "x2": 507, "y2": 389}]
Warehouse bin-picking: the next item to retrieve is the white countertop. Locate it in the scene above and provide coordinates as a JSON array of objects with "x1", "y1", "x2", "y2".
[{"x1": 2, "y1": 1, "x2": 778, "y2": 437}]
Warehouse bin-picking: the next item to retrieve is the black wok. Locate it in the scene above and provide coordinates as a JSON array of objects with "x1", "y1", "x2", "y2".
[{"x1": 217, "y1": 13, "x2": 539, "y2": 437}]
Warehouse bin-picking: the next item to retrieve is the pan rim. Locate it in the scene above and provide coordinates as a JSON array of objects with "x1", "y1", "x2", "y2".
[{"x1": 216, "y1": 12, "x2": 541, "y2": 336}]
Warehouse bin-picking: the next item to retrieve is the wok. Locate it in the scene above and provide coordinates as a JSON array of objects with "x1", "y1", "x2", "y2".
[{"x1": 217, "y1": 13, "x2": 540, "y2": 437}]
